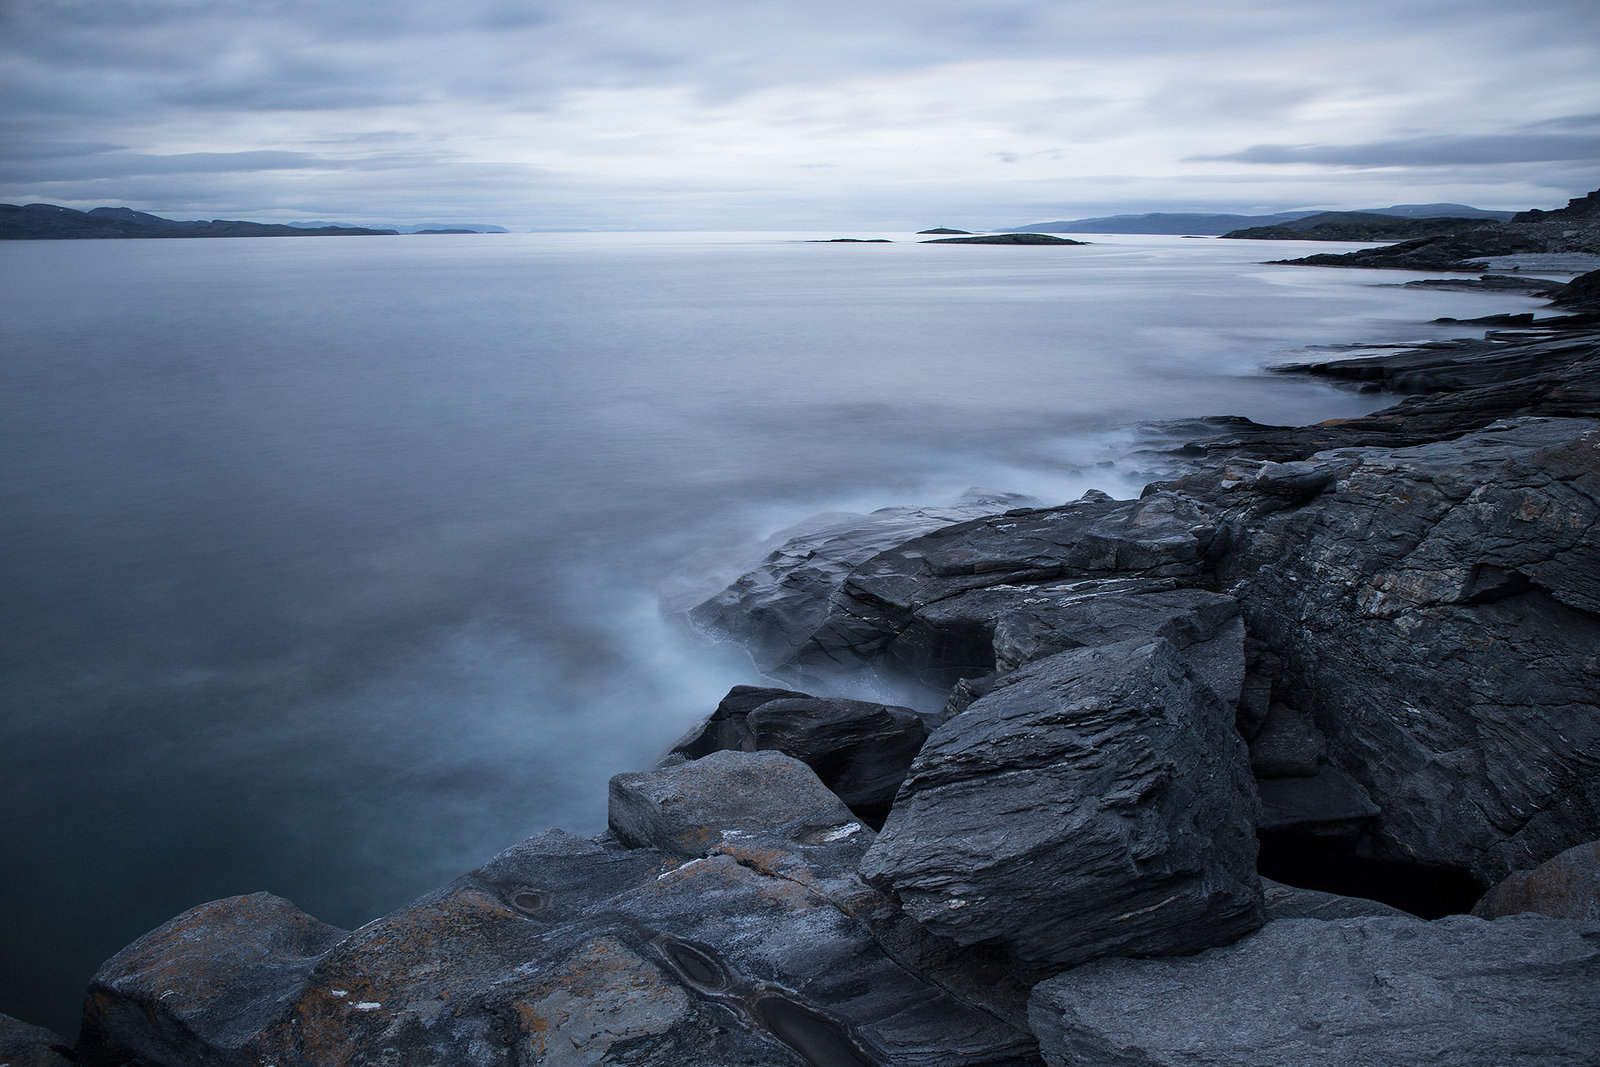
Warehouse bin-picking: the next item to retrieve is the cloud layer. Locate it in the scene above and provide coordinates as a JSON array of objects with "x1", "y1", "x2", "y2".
[{"x1": 2, "y1": 0, "x2": 1596, "y2": 228}]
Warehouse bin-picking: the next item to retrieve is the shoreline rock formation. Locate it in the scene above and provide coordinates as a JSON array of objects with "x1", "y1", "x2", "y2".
[{"x1": 22, "y1": 260, "x2": 1600, "y2": 1063}]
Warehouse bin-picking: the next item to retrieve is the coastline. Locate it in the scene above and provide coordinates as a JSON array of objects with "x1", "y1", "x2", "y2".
[{"x1": 8, "y1": 261, "x2": 1600, "y2": 1065}]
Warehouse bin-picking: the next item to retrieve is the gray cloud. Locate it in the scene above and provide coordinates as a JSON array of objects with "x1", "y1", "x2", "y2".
[
  {"x1": 0, "y1": 150, "x2": 339, "y2": 183},
  {"x1": 1191, "y1": 131, "x2": 1600, "y2": 168}
]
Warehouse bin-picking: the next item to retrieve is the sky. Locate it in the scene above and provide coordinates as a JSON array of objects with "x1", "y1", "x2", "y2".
[{"x1": 1, "y1": 0, "x2": 1597, "y2": 230}]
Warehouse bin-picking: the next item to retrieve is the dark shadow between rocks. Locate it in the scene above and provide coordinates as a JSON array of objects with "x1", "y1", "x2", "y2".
[{"x1": 1257, "y1": 834, "x2": 1486, "y2": 919}]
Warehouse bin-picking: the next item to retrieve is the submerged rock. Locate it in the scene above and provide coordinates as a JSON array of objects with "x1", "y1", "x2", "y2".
[
  {"x1": 1028, "y1": 914, "x2": 1600, "y2": 1066},
  {"x1": 859, "y1": 638, "x2": 1261, "y2": 967}
]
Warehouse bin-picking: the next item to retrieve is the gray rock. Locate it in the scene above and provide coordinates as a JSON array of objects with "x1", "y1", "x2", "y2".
[
  {"x1": 1474, "y1": 839, "x2": 1600, "y2": 921},
  {"x1": 1213, "y1": 417, "x2": 1600, "y2": 881},
  {"x1": 743, "y1": 697, "x2": 930, "y2": 827},
  {"x1": 689, "y1": 497, "x2": 1036, "y2": 673},
  {"x1": 78, "y1": 814, "x2": 1040, "y2": 1066},
  {"x1": 1028, "y1": 914, "x2": 1600, "y2": 1066},
  {"x1": 77, "y1": 892, "x2": 348, "y2": 1067},
  {"x1": 1256, "y1": 763, "x2": 1381, "y2": 840},
  {"x1": 1247, "y1": 702, "x2": 1324, "y2": 777},
  {"x1": 859, "y1": 639, "x2": 1261, "y2": 967},
  {"x1": 609, "y1": 749, "x2": 863, "y2": 860},
  {"x1": 665, "y1": 683, "x2": 810, "y2": 760},
  {"x1": 0, "y1": 1013, "x2": 72, "y2": 1067},
  {"x1": 1259, "y1": 877, "x2": 1407, "y2": 921}
]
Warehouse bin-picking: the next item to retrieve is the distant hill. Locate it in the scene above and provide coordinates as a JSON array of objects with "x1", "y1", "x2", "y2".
[
  {"x1": 1004, "y1": 204, "x2": 1515, "y2": 236},
  {"x1": 1219, "y1": 212, "x2": 1497, "y2": 242},
  {"x1": 0, "y1": 203, "x2": 398, "y2": 240}
]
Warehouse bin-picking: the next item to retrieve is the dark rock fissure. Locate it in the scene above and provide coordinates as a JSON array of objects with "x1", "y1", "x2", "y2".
[{"x1": 1255, "y1": 834, "x2": 1486, "y2": 919}]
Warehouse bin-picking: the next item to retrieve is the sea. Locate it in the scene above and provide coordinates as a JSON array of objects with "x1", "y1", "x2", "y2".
[{"x1": 0, "y1": 230, "x2": 1552, "y2": 1033}]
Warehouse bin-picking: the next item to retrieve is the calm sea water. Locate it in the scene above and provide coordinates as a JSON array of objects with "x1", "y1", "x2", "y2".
[{"x1": 0, "y1": 231, "x2": 1546, "y2": 1032}]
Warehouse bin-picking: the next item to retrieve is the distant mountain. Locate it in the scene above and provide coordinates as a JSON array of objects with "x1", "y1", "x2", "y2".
[
  {"x1": 287, "y1": 221, "x2": 509, "y2": 234},
  {"x1": 1004, "y1": 204, "x2": 1515, "y2": 236},
  {"x1": 0, "y1": 203, "x2": 398, "y2": 240},
  {"x1": 1219, "y1": 212, "x2": 1497, "y2": 242}
]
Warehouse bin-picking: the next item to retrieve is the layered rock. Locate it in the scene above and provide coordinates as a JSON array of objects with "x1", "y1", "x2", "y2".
[
  {"x1": 1028, "y1": 914, "x2": 1600, "y2": 1066},
  {"x1": 859, "y1": 639, "x2": 1262, "y2": 967},
  {"x1": 79, "y1": 751, "x2": 1039, "y2": 1067}
]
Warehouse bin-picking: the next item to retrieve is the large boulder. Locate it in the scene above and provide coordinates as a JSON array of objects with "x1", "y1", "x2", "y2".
[
  {"x1": 1209, "y1": 417, "x2": 1600, "y2": 882},
  {"x1": 1028, "y1": 913, "x2": 1600, "y2": 1066},
  {"x1": 859, "y1": 638, "x2": 1261, "y2": 967}
]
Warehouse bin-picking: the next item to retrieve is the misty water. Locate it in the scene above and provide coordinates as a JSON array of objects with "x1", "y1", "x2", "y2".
[{"x1": 0, "y1": 231, "x2": 1547, "y2": 1031}]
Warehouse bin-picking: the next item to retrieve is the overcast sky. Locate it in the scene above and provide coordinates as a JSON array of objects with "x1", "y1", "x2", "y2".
[{"x1": 2, "y1": 0, "x2": 1596, "y2": 229}]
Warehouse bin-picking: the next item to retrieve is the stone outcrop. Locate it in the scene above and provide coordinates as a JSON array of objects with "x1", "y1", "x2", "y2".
[
  {"x1": 78, "y1": 751, "x2": 1039, "y2": 1066},
  {"x1": 0, "y1": 1013, "x2": 73, "y2": 1067},
  {"x1": 1027, "y1": 914, "x2": 1600, "y2": 1066},
  {"x1": 859, "y1": 639, "x2": 1262, "y2": 967}
]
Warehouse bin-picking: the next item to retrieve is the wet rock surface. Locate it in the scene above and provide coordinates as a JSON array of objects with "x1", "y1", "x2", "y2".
[
  {"x1": 1027, "y1": 914, "x2": 1600, "y2": 1067},
  {"x1": 860, "y1": 639, "x2": 1262, "y2": 967}
]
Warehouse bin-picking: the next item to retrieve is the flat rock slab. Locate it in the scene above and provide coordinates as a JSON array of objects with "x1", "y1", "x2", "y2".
[
  {"x1": 860, "y1": 638, "x2": 1261, "y2": 966},
  {"x1": 1029, "y1": 914, "x2": 1600, "y2": 1067}
]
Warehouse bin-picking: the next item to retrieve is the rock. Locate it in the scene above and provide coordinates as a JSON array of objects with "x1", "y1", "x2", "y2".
[
  {"x1": 0, "y1": 1013, "x2": 73, "y2": 1067},
  {"x1": 666, "y1": 687, "x2": 932, "y2": 826},
  {"x1": 1212, "y1": 417, "x2": 1600, "y2": 882},
  {"x1": 1028, "y1": 914, "x2": 1600, "y2": 1067},
  {"x1": 664, "y1": 683, "x2": 811, "y2": 760},
  {"x1": 1552, "y1": 268, "x2": 1600, "y2": 310},
  {"x1": 689, "y1": 497, "x2": 1036, "y2": 674},
  {"x1": 746, "y1": 492, "x2": 1220, "y2": 685},
  {"x1": 1259, "y1": 878, "x2": 1407, "y2": 921},
  {"x1": 1247, "y1": 703, "x2": 1324, "y2": 777},
  {"x1": 1474, "y1": 839, "x2": 1600, "y2": 921},
  {"x1": 609, "y1": 749, "x2": 863, "y2": 860},
  {"x1": 743, "y1": 697, "x2": 930, "y2": 827},
  {"x1": 1255, "y1": 764, "x2": 1379, "y2": 840},
  {"x1": 859, "y1": 639, "x2": 1261, "y2": 967},
  {"x1": 78, "y1": 797, "x2": 1041, "y2": 1066},
  {"x1": 77, "y1": 892, "x2": 348, "y2": 1067}
]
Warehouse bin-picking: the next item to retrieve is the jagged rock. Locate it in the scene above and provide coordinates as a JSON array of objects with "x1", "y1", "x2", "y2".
[
  {"x1": 1259, "y1": 878, "x2": 1407, "y2": 921},
  {"x1": 689, "y1": 497, "x2": 1036, "y2": 673},
  {"x1": 1474, "y1": 839, "x2": 1600, "y2": 921},
  {"x1": 1210, "y1": 417, "x2": 1600, "y2": 882},
  {"x1": 1028, "y1": 914, "x2": 1600, "y2": 1066},
  {"x1": 78, "y1": 772, "x2": 1040, "y2": 1066},
  {"x1": 717, "y1": 491, "x2": 1220, "y2": 686},
  {"x1": 1247, "y1": 703, "x2": 1324, "y2": 777},
  {"x1": 1552, "y1": 268, "x2": 1600, "y2": 310},
  {"x1": 664, "y1": 688, "x2": 931, "y2": 827},
  {"x1": 664, "y1": 684, "x2": 811, "y2": 760},
  {"x1": 859, "y1": 639, "x2": 1261, "y2": 967},
  {"x1": 0, "y1": 1013, "x2": 73, "y2": 1067},
  {"x1": 77, "y1": 892, "x2": 347, "y2": 1067}
]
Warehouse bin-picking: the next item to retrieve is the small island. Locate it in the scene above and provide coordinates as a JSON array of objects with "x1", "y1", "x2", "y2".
[{"x1": 922, "y1": 232, "x2": 1087, "y2": 245}]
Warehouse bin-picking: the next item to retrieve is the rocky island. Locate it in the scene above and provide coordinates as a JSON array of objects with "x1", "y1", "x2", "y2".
[
  {"x1": 5, "y1": 219, "x2": 1600, "y2": 1067},
  {"x1": 0, "y1": 203, "x2": 398, "y2": 239}
]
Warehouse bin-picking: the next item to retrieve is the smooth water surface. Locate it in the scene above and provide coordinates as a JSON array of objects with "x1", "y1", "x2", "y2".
[{"x1": 0, "y1": 231, "x2": 1545, "y2": 1031}]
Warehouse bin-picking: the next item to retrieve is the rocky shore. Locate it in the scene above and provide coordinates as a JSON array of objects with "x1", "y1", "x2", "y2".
[{"x1": 7, "y1": 265, "x2": 1600, "y2": 1065}]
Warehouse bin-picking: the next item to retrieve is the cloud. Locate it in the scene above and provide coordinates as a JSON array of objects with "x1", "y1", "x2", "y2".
[
  {"x1": 1191, "y1": 130, "x2": 1600, "y2": 168},
  {"x1": 0, "y1": 150, "x2": 341, "y2": 183}
]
